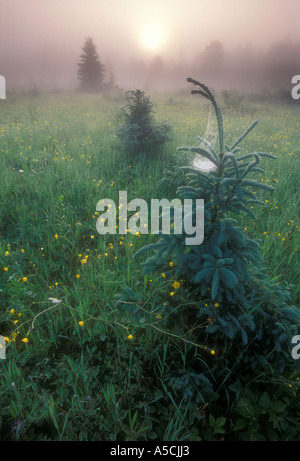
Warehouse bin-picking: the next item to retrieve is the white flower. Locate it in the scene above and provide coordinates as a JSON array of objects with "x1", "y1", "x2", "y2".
[
  {"x1": 48, "y1": 297, "x2": 62, "y2": 304},
  {"x1": 19, "y1": 169, "x2": 24, "y2": 173}
]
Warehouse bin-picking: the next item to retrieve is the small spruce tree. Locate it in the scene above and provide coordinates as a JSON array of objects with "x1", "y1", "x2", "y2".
[
  {"x1": 134, "y1": 78, "x2": 300, "y2": 373},
  {"x1": 116, "y1": 89, "x2": 171, "y2": 156}
]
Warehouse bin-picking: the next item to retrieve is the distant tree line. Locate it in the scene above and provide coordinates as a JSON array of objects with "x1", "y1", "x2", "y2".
[{"x1": 77, "y1": 36, "x2": 300, "y2": 93}]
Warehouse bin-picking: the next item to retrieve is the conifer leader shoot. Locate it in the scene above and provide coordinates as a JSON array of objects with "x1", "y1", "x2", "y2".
[{"x1": 96, "y1": 191, "x2": 204, "y2": 245}]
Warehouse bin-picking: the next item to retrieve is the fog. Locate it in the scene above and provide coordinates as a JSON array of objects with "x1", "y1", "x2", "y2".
[{"x1": 1, "y1": 0, "x2": 300, "y2": 92}]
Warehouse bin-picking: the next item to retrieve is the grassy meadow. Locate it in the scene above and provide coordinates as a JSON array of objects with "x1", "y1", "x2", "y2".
[{"x1": 0, "y1": 89, "x2": 299, "y2": 441}]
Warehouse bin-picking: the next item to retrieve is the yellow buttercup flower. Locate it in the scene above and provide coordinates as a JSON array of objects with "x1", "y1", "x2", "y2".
[
  {"x1": 172, "y1": 281, "x2": 180, "y2": 289},
  {"x1": 211, "y1": 350, "x2": 216, "y2": 355},
  {"x1": 22, "y1": 277, "x2": 27, "y2": 282},
  {"x1": 78, "y1": 321, "x2": 84, "y2": 327},
  {"x1": 128, "y1": 334, "x2": 133, "y2": 340},
  {"x1": 22, "y1": 338, "x2": 28, "y2": 343}
]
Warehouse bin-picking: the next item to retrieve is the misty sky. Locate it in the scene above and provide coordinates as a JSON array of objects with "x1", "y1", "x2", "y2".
[{"x1": 1, "y1": 0, "x2": 300, "y2": 89}]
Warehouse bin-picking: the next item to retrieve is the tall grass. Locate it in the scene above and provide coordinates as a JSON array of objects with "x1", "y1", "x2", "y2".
[{"x1": 0, "y1": 91, "x2": 299, "y2": 440}]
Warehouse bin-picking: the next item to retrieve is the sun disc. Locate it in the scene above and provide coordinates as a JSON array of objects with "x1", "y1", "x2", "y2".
[{"x1": 141, "y1": 25, "x2": 164, "y2": 52}]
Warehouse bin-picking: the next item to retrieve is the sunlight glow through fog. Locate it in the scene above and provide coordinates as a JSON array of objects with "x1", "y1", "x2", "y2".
[
  {"x1": 140, "y1": 24, "x2": 166, "y2": 52},
  {"x1": 1, "y1": 0, "x2": 300, "y2": 90}
]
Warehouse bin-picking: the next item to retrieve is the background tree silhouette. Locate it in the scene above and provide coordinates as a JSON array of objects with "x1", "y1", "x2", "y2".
[{"x1": 77, "y1": 37, "x2": 105, "y2": 92}]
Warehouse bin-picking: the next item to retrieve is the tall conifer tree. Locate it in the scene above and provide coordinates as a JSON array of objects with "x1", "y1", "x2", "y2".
[{"x1": 77, "y1": 37, "x2": 105, "y2": 92}]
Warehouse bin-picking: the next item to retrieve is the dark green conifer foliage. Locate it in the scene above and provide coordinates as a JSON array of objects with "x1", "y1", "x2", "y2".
[
  {"x1": 77, "y1": 37, "x2": 105, "y2": 92},
  {"x1": 134, "y1": 78, "x2": 299, "y2": 372},
  {"x1": 117, "y1": 89, "x2": 171, "y2": 156},
  {"x1": 135, "y1": 78, "x2": 278, "y2": 305}
]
